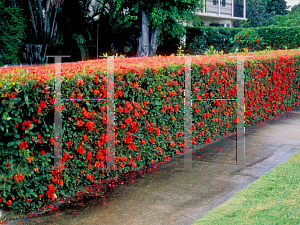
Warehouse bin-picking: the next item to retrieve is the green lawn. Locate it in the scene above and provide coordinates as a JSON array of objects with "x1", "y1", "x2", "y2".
[{"x1": 193, "y1": 149, "x2": 300, "y2": 225}]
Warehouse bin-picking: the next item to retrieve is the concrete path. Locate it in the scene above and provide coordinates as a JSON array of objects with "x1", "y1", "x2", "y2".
[{"x1": 6, "y1": 105, "x2": 300, "y2": 225}]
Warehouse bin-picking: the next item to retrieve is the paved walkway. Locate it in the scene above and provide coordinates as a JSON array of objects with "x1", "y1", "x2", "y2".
[{"x1": 7, "y1": 105, "x2": 300, "y2": 225}]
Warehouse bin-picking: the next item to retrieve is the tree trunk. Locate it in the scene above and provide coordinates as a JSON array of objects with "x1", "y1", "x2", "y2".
[
  {"x1": 50, "y1": 6, "x2": 58, "y2": 39},
  {"x1": 44, "y1": 0, "x2": 51, "y2": 33},
  {"x1": 38, "y1": 0, "x2": 44, "y2": 37},
  {"x1": 149, "y1": 28, "x2": 160, "y2": 57},
  {"x1": 28, "y1": 0, "x2": 37, "y2": 39},
  {"x1": 136, "y1": 10, "x2": 149, "y2": 57}
]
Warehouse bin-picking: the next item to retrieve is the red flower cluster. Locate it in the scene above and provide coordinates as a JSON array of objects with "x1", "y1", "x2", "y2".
[
  {"x1": 77, "y1": 146, "x2": 85, "y2": 154},
  {"x1": 18, "y1": 141, "x2": 28, "y2": 150},
  {"x1": 46, "y1": 184, "x2": 56, "y2": 201},
  {"x1": 22, "y1": 121, "x2": 31, "y2": 130},
  {"x1": 86, "y1": 121, "x2": 94, "y2": 131},
  {"x1": 27, "y1": 157, "x2": 34, "y2": 163},
  {"x1": 14, "y1": 174, "x2": 24, "y2": 183},
  {"x1": 77, "y1": 79, "x2": 84, "y2": 86}
]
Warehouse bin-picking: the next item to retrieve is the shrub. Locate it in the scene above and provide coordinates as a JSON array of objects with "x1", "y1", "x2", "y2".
[
  {"x1": 229, "y1": 29, "x2": 263, "y2": 53},
  {"x1": 0, "y1": 2, "x2": 26, "y2": 67},
  {"x1": 185, "y1": 26, "x2": 300, "y2": 55}
]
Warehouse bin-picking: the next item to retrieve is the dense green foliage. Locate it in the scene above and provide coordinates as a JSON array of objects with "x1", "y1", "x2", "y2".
[
  {"x1": 116, "y1": 0, "x2": 204, "y2": 47},
  {"x1": 185, "y1": 26, "x2": 300, "y2": 55},
  {"x1": 271, "y1": 3, "x2": 300, "y2": 27},
  {"x1": 234, "y1": 0, "x2": 276, "y2": 28},
  {"x1": 264, "y1": 0, "x2": 289, "y2": 15},
  {"x1": 0, "y1": 2, "x2": 26, "y2": 67}
]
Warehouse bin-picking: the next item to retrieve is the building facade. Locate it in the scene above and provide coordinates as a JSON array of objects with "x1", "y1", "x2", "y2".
[{"x1": 196, "y1": 0, "x2": 247, "y2": 27}]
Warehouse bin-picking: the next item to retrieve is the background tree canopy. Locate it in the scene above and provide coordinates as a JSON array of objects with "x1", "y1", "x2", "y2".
[
  {"x1": 0, "y1": 1, "x2": 26, "y2": 66},
  {"x1": 270, "y1": 2, "x2": 300, "y2": 27},
  {"x1": 233, "y1": 0, "x2": 290, "y2": 28}
]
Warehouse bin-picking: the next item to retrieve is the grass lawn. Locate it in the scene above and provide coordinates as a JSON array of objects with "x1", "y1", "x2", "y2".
[{"x1": 193, "y1": 149, "x2": 300, "y2": 225}]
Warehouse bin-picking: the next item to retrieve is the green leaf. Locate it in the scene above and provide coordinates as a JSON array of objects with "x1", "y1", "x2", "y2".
[
  {"x1": 29, "y1": 124, "x2": 34, "y2": 130},
  {"x1": 7, "y1": 142, "x2": 15, "y2": 147},
  {"x1": 25, "y1": 95, "x2": 28, "y2": 104},
  {"x1": 14, "y1": 134, "x2": 20, "y2": 139}
]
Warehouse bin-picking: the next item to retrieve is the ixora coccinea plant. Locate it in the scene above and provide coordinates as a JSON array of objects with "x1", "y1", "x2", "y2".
[{"x1": 0, "y1": 49, "x2": 300, "y2": 218}]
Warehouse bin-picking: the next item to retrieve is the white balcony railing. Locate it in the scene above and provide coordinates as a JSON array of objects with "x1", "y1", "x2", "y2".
[{"x1": 200, "y1": 0, "x2": 246, "y2": 18}]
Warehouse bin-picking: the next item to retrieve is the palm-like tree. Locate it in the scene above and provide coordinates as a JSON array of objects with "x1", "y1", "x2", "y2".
[{"x1": 23, "y1": 0, "x2": 92, "y2": 64}]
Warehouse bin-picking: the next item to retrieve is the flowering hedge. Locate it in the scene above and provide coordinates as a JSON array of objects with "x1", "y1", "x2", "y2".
[
  {"x1": 186, "y1": 26, "x2": 300, "y2": 55},
  {"x1": 0, "y1": 49, "x2": 300, "y2": 217}
]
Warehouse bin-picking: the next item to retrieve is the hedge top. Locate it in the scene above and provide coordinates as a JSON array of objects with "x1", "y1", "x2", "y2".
[{"x1": 1, "y1": 49, "x2": 300, "y2": 86}]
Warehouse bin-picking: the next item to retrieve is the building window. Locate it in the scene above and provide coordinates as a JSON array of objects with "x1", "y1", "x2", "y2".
[
  {"x1": 213, "y1": 0, "x2": 217, "y2": 5},
  {"x1": 222, "y1": 0, "x2": 226, "y2": 7},
  {"x1": 226, "y1": 24, "x2": 231, "y2": 27}
]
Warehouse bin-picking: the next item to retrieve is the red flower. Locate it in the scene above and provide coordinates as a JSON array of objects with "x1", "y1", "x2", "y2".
[
  {"x1": 86, "y1": 121, "x2": 94, "y2": 131},
  {"x1": 95, "y1": 161, "x2": 101, "y2": 168},
  {"x1": 83, "y1": 135, "x2": 88, "y2": 141},
  {"x1": 170, "y1": 142, "x2": 176, "y2": 148},
  {"x1": 118, "y1": 106, "x2": 123, "y2": 113},
  {"x1": 136, "y1": 155, "x2": 141, "y2": 161},
  {"x1": 77, "y1": 120, "x2": 83, "y2": 127},
  {"x1": 40, "y1": 150, "x2": 46, "y2": 156},
  {"x1": 86, "y1": 152, "x2": 92, "y2": 161},
  {"x1": 125, "y1": 117, "x2": 132, "y2": 124},
  {"x1": 120, "y1": 156, "x2": 127, "y2": 162},
  {"x1": 6, "y1": 200, "x2": 12, "y2": 206},
  {"x1": 15, "y1": 123, "x2": 19, "y2": 128},
  {"x1": 46, "y1": 184, "x2": 56, "y2": 201},
  {"x1": 77, "y1": 146, "x2": 85, "y2": 154},
  {"x1": 27, "y1": 157, "x2": 34, "y2": 163},
  {"x1": 18, "y1": 141, "x2": 28, "y2": 150},
  {"x1": 141, "y1": 140, "x2": 146, "y2": 144},
  {"x1": 77, "y1": 79, "x2": 84, "y2": 86},
  {"x1": 38, "y1": 100, "x2": 46, "y2": 109},
  {"x1": 150, "y1": 137, "x2": 155, "y2": 144}
]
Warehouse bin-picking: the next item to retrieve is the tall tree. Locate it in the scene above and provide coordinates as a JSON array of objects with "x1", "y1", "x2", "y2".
[
  {"x1": 290, "y1": 3, "x2": 300, "y2": 14},
  {"x1": 85, "y1": 0, "x2": 139, "y2": 55},
  {"x1": 0, "y1": 1, "x2": 26, "y2": 66},
  {"x1": 5, "y1": 0, "x2": 93, "y2": 64},
  {"x1": 116, "y1": 0, "x2": 204, "y2": 57},
  {"x1": 271, "y1": 3, "x2": 300, "y2": 27},
  {"x1": 264, "y1": 0, "x2": 290, "y2": 16},
  {"x1": 234, "y1": 0, "x2": 276, "y2": 27}
]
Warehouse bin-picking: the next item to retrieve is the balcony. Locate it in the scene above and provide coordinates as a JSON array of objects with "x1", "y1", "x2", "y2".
[{"x1": 195, "y1": 0, "x2": 247, "y2": 21}]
